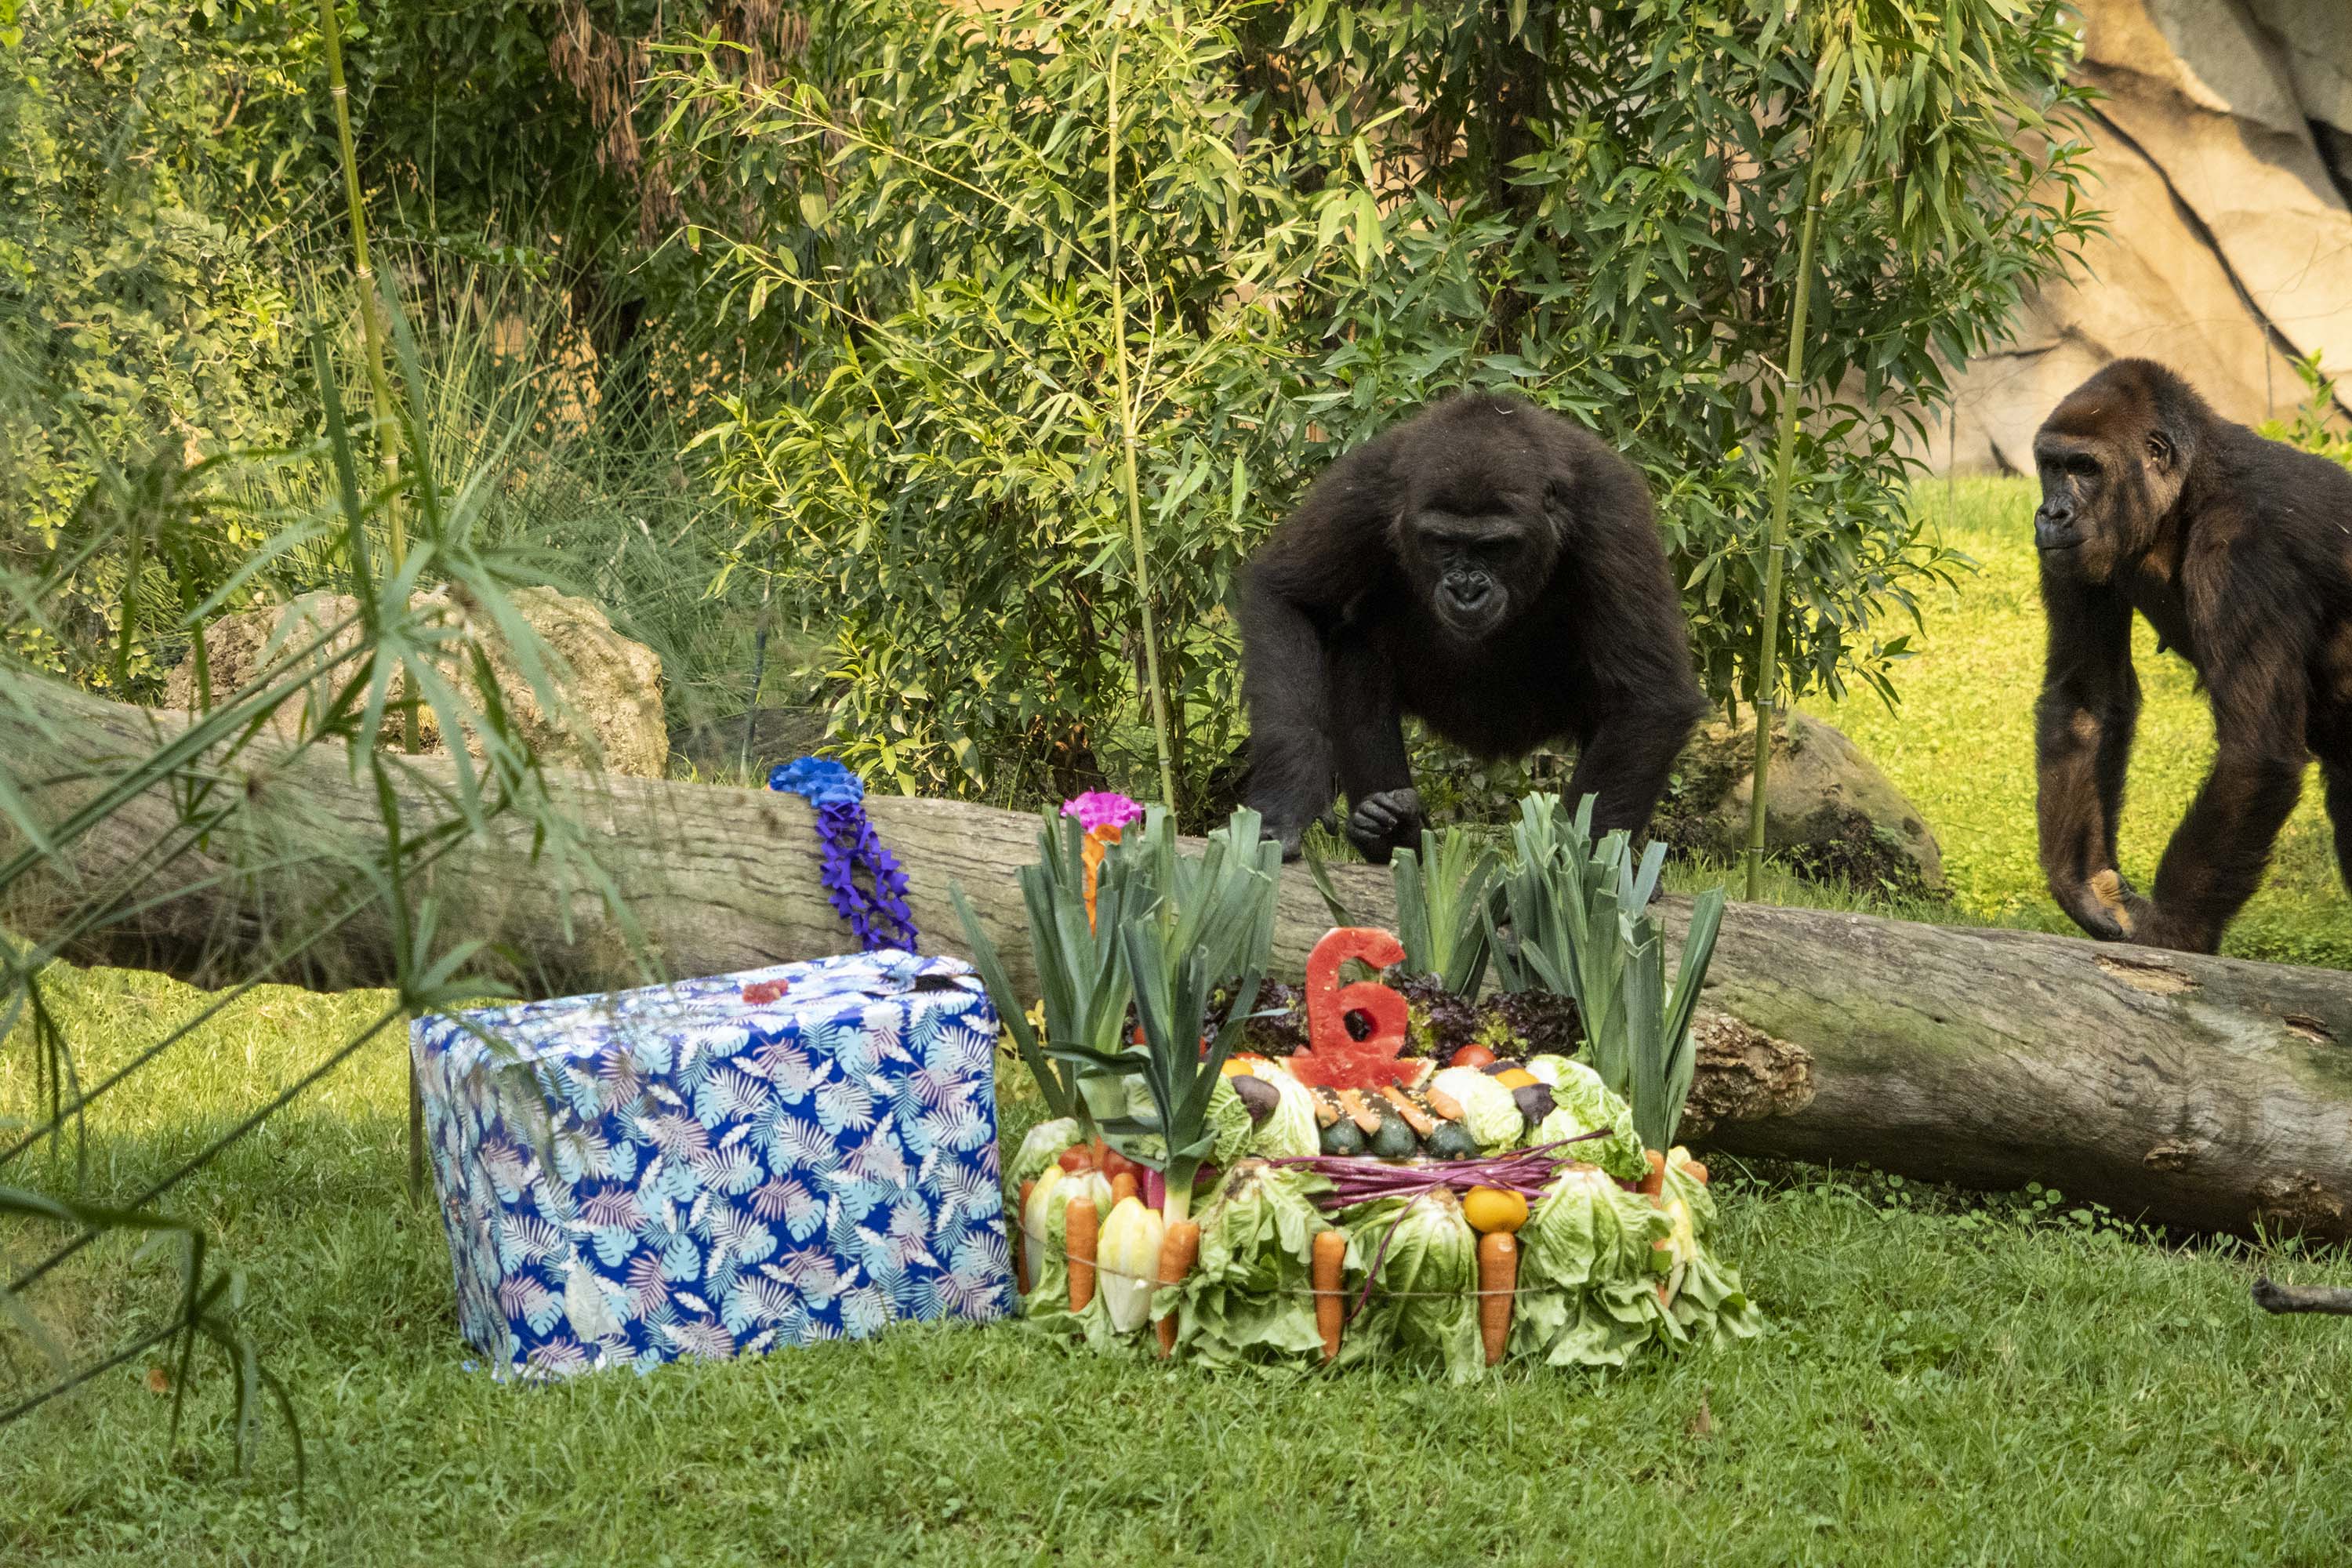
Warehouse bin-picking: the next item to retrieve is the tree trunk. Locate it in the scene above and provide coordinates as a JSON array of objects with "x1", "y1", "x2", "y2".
[{"x1": 11, "y1": 682, "x2": 2352, "y2": 1241}]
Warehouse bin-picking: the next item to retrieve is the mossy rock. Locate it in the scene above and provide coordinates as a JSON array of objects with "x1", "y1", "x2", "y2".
[{"x1": 1654, "y1": 709, "x2": 1947, "y2": 898}]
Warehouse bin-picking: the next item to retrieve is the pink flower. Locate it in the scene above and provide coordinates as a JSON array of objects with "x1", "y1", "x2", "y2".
[{"x1": 1061, "y1": 791, "x2": 1145, "y2": 834}]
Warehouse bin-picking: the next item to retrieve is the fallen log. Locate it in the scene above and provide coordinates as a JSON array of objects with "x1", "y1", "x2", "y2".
[{"x1": 9, "y1": 681, "x2": 2352, "y2": 1241}]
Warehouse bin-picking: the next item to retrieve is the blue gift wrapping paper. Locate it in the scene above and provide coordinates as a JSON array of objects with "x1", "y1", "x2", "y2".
[{"x1": 410, "y1": 949, "x2": 1011, "y2": 1380}]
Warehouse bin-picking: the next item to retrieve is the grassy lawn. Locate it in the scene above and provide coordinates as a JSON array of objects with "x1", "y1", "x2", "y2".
[
  {"x1": 9, "y1": 479, "x2": 2352, "y2": 1563},
  {"x1": 1817, "y1": 477, "x2": 2352, "y2": 969}
]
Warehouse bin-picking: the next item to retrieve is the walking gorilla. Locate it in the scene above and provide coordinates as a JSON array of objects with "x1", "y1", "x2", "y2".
[
  {"x1": 2034, "y1": 358, "x2": 2352, "y2": 953},
  {"x1": 1240, "y1": 392, "x2": 1706, "y2": 862}
]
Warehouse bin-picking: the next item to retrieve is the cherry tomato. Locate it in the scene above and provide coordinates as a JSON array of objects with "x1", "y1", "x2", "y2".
[
  {"x1": 1056, "y1": 1145, "x2": 1094, "y2": 1174},
  {"x1": 1449, "y1": 1044, "x2": 1497, "y2": 1070}
]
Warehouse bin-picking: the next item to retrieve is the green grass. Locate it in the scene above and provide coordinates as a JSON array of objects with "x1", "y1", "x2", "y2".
[
  {"x1": 6, "y1": 961, "x2": 2352, "y2": 1565},
  {"x1": 11, "y1": 477, "x2": 2352, "y2": 1563},
  {"x1": 1816, "y1": 477, "x2": 2352, "y2": 968}
]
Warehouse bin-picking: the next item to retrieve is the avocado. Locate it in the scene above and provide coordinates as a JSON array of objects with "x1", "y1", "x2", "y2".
[
  {"x1": 1320, "y1": 1117, "x2": 1367, "y2": 1156},
  {"x1": 1368, "y1": 1115, "x2": 1420, "y2": 1160},
  {"x1": 1229, "y1": 1073, "x2": 1279, "y2": 1125},
  {"x1": 1424, "y1": 1120, "x2": 1479, "y2": 1160}
]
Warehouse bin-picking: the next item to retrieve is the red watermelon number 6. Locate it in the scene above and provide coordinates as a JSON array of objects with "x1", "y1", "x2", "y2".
[{"x1": 1289, "y1": 927, "x2": 1414, "y2": 1088}]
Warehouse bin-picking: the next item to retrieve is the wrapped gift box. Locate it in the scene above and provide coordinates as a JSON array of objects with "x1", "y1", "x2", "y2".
[{"x1": 411, "y1": 949, "x2": 1011, "y2": 1380}]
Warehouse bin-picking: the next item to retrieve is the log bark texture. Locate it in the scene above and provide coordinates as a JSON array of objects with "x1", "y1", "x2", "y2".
[{"x1": 12, "y1": 683, "x2": 2352, "y2": 1241}]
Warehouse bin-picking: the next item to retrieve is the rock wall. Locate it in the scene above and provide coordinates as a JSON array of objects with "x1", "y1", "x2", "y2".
[{"x1": 1939, "y1": 0, "x2": 2352, "y2": 471}]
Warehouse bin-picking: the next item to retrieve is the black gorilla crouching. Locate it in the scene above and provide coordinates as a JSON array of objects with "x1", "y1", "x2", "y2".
[
  {"x1": 2033, "y1": 358, "x2": 2352, "y2": 953},
  {"x1": 1240, "y1": 392, "x2": 1707, "y2": 862}
]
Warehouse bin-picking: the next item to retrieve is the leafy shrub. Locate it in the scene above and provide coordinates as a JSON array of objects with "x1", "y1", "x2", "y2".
[
  {"x1": 0, "y1": 0, "x2": 310, "y2": 690},
  {"x1": 2256, "y1": 352, "x2": 2352, "y2": 469},
  {"x1": 661, "y1": 0, "x2": 2097, "y2": 809}
]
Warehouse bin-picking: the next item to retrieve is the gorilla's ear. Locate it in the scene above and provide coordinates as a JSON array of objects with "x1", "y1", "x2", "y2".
[{"x1": 1539, "y1": 475, "x2": 1578, "y2": 537}]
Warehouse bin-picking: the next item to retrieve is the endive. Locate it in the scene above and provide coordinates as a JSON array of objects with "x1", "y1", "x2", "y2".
[{"x1": 1096, "y1": 1196, "x2": 1167, "y2": 1334}]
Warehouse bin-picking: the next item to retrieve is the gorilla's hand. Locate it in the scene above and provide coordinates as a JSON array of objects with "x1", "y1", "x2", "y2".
[
  {"x1": 2058, "y1": 867, "x2": 2151, "y2": 942},
  {"x1": 1346, "y1": 787, "x2": 1425, "y2": 865}
]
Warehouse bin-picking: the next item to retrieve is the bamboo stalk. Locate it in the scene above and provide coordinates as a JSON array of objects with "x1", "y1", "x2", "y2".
[
  {"x1": 315, "y1": 0, "x2": 416, "y2": 757},
  {"x1": 1104, "y1": 35, "x2": 1180, "y2": 815},
  {"x1": 1742, "y1": 149, "x2": 1826, "y2": 903},
  {"x1": 318, "y1": 0, "x2": 426, "y2": 1203}
]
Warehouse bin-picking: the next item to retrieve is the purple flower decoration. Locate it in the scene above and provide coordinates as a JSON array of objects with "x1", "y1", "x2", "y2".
[
  {"x1": 769, "y1": 757, "x2": 918, "y2": 953},
  {"x1": 1060, "y1": 791, "x2": 1145, "y2": 835}
]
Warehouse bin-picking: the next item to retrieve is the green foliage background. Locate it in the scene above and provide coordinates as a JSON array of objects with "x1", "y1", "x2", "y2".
[{"x1": 670, "y1": 0, "x2": 2099, "y2": 809}]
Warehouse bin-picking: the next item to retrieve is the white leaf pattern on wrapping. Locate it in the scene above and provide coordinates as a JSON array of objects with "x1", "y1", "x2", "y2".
[
  {"x1": 689, "y1": 1143, "x2": 764, "y2": 1198},
  {"x1": 814, "y1": 1074, "x2": 877, "y2": 1136},
  {"x1": 694, "y1": 1065, "x2": 774, "y2": 1127},
  {"x1": 771, "y1": 1115, "x2": 841, "y2": 1174}
]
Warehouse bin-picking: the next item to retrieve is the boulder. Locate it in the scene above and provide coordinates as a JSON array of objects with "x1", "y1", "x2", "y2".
[
  {"x1": 164, "y1": 586, "x2": 667, "y2": 777},
  {"x1": 1937, "y1": 0, "x2": 2352, "y2": 471},
  {"x1": 1653, "y1": 710, "x2": 1947, "y2": 897}
]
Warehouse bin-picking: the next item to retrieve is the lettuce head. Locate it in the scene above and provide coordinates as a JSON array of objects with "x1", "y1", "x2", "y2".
[
  {"x1": 1243, "y1": 1063, "x2": 1323, "y2": 1159},
  {"x1": 1524, "y1": 1058, "x2": 1647, "y2": 1181},
  {"x1": 1006, "y1": 1116, "x2": 1083, "y2": 1193},
  {"x1": 1430, "y1": 1065, "x2": 1524, "y2": 1154}
]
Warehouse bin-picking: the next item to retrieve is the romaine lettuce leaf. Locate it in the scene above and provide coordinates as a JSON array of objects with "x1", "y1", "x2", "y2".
[
  {"x1": 1338, "y1": 1189, "x2": 1485, "y2": 1382},
  {"x1": 1523, "y1": 1058, "x2": 1647, "y2": 1182},
  {"x1": 1163, "y1": 1160, "x2": 1334, "y2": 1369}
]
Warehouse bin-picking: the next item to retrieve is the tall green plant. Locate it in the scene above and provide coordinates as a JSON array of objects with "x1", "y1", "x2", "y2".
[
  {"x1": 0, "y1": 296, "x2": 641, "y2": 1478},
  {"x1": 1740, "y1": 0, "x2": 2095, "y2": 898},
  {"x1": 1746, "y1": 149, "x2": 1827, "y2": 902},
  {"x1": 1102, "y1": 29, "x2": 1178, "y2": 814}
]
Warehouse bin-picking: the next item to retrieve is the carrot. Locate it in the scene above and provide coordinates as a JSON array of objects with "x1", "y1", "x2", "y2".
[
  {"x1": 1478, "y1": 1232, "x2": 1518, "y2": 1366},
  {"x1": 1337, "y1": 1089, "x2": 1382, "y2": 1136},
  {"x1": 1110, "y1": 1171, "x2": 1139, "y2": 1209},
  {"x1": 1377, "y1": 1084, "x2": 1435, "y2": 1137},
  {"x1": 1312, "y1": 1229, "x2": 1348, "y2": 1362},
  {"x1": 1153, "y1": 1220, "x2": 1201, "y2": 1357},
  {"x1": 1065, "y1": 1196, "x2": 1099, "y2": 1314},
  {"x1": 1684, "y1": 1159, "x2": 1709, "y2": 1185},
  {"x1": 1015, "y1": 1180, "x2": 1036, "y2": 1294},
  {"x1": 1423, "y1": 1084, "x2": 1465, "y2": 1123},
  {"x1": 1639, "y1": 1147, "x2": 1668, "y2": 1197}
]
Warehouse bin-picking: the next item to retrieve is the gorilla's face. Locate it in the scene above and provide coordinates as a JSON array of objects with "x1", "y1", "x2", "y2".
[
  {"x1": 2033, "y1": 386, "x2": 2183, "y2": 583},
  {"x1": 2031, "y1": 437, "x2": 2113, "y2": 575},
  {"x1": 1403, "y1": 510, "x2": 1540, "y2": 641}
]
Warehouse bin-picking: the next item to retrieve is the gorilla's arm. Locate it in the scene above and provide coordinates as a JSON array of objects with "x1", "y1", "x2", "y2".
[
  {"x1": 1240, "y1": 446, "x2": 1395, "y2": 856},
  {"x1": 1551, "y1": 466, "x2": 1708, "y2": 835},
  {"x1": 1562, "y1": 702, "x2": 1697, "y2": 837},
  {"x1": 2034, "y1": 572, "x2": 2143, "y2": 938},
  {"x1": 2136, "y1": 559, "x2": 2313, "y2": 952}
]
